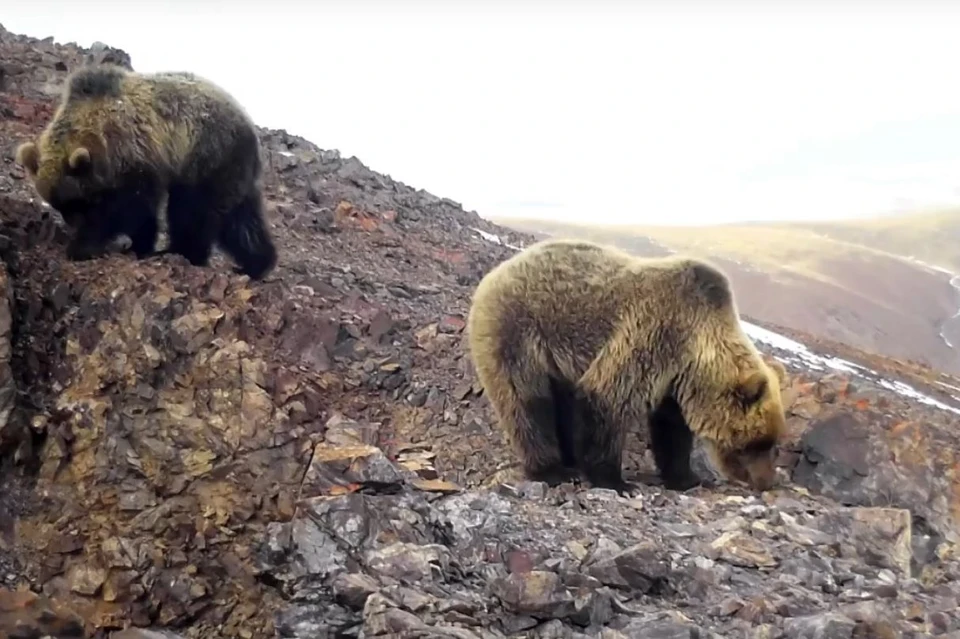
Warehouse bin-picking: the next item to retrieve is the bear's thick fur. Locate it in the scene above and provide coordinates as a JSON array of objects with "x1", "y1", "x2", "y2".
[
  {"x1": 466, "y1": 238, "x2": 785, "y2": 493},
  {"x1": 15, "y1": 64, "x2": 277, "y2": 279}
]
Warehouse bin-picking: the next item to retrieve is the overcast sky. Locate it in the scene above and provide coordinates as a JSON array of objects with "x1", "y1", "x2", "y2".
[{"x1": 6, "y1": 1, "x2": 960, "y2": 226}]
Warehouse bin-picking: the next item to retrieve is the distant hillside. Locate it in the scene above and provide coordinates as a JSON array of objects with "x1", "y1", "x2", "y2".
[
  {"x1": 788, "y1": 208, "x2": 960, "y2": 273},
  {"x1": 494, "y1": 212, "x2": 960, "y2": 375}
]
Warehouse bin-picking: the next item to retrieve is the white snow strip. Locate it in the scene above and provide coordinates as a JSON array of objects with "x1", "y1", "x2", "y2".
[
  {"x1": 741, "y1": 321, "x2": 864, "y2": 374},
  {"x1": 936, "y1": 381, "x2": 960, "y2": 393},
  {"x1": 471, "y1": 227, "x2": 523, "y2": 251},
  {"x1": 278, "y1": 151, "x2": 294, "y2": 158},
  {"x1": 906, "y1": 255, "x2": 955, "y2": 276},
  {"x1": 741, "y1": 321, "x2": 960, "y2": 416},
  {"x1": 875, "y1": 379, "x2": 960, "y2": 415},
  {"x1": 473, "y1": 228, "x2": 501, "y2": 245}
]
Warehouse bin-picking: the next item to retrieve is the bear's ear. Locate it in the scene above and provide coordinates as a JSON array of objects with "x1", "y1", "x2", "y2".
[
  {"x1": 66, "y1": 131, "x2": 105, "y2": 176},
  {"x1": 67, "y1": 147, "x2": 93, "y2": 175},
  {"x1": 15, "y1": 142, "x2": 39, "y2": 175},
  {"x1": 735, "y1": 369, "x2": 768, "y2": 406}
]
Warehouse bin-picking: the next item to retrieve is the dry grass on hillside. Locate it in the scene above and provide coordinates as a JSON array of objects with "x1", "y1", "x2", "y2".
[
  {"x1": 784, "y1": 208, "x2": 960, "y2": 273},
  {"x1": 495, "y1": 207, "x2": 960, "y2": 273}
]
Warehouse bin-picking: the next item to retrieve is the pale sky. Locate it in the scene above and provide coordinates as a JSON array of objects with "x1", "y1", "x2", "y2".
[{"x1": 7, "y1": 1, "x2": 960, "y2": 226}]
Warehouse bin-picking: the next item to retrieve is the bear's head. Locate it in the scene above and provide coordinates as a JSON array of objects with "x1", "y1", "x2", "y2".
[
  {"x1": 686, "y1": 358, "x2": 785, "y2": 491},
  {"x1": 15, "y1": 130, "x2": 106, "y2": 226}
]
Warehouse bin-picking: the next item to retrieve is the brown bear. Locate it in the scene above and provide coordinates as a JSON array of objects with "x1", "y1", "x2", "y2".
[
  {"x1": 466, "y1": 238, "x2": 785, "y2": 493},
  {"x1": 14, "y1": 64, "x2": 277, "y2": 280}
]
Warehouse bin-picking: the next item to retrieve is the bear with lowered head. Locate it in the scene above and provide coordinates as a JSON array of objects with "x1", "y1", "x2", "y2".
[
  {"x1": 15, "y1": 64, "x2": 277, "y2": 280},
  {"x1": 466, "y1": 238, "x2": 785, "y2": 494}
]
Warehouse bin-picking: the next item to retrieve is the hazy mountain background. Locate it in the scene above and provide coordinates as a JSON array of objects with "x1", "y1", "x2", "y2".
[{"x1": 497, "y1": 209, "x2": 960, "y2": 375}]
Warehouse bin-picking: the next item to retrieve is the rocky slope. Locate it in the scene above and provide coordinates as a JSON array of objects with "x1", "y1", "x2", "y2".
[
  {"x1": 499, "y1": 216, "x2": 960, "y2": 376},
  {"x1": 1, "y1": 23, "x2": 960, "y2": 639}
]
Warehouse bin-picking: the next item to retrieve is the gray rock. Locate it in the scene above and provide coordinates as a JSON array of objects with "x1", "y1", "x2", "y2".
[
  {"x1": 584, "y1": 540, "x2": 672, "y2": 592},
  {"x1": 494, "y1": 571, "x2": 578, "y2": 619},
  {"x1": 793, "y1": 412, "x2": 957, "y2": 544},
  {"x1": 613, "y1": 613, "x2": 703, "y2": 639},
  {"x1": 332, "y1": 572, "x2": 380, "y2": 610},
  {"x1": 814, "y1": 507, "x2": 913, "y2": 577},
  {"x1": 111, "y1": 631, "x2": 188, "y2": 639},
  {"x1": 362, "y1": 592, "x2": 428, "y2": 635},
  {"x1": 364, "y1": 542, "x2": 452, "y2": 583},
  {"x1": 288, "y1": 516, "x2": 346, "y2": 580},
  {"x1": 782, "y1": 612, "x2": 857, "y2": 638}
]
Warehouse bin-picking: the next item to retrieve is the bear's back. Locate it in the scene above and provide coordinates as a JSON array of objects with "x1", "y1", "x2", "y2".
[{"x1": 473, "y1": 240, "x2": 637, "y2": 375}]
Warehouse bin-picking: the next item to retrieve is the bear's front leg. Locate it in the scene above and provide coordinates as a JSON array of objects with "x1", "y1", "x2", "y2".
[
  {"x1": 648, "y1": 396, "x2": 702, "y2": 491},
  {"x1": 99, "y1": 182, "x2": 163, "y2": 259},
  {"x1": 65, "y1": 221, "x2": 112, "y2": 262}
]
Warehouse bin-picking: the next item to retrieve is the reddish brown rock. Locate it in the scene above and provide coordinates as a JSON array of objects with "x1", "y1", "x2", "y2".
[
  {"x1": 0, "y1": 587, "x2": 86, "y2": 637},
  {"x1": 438, "y1": 314, "x2": 466, "y2": 334}
]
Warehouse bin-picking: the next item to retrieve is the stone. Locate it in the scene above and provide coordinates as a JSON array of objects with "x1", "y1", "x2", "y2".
[
  {"x1": 332, "y1": 572, "x2": 380, "y2": 610},
  {"x1": 613, "y1": 619, "x2": 701, "y2": 638},
  {"x1": 783, "y1": 612, "x2": 857, "y2": 638},
  {"x1": 438, "y1": 314, "x2": 467, "y2": 334},
  {"x1": 709, "y1": 531, "x2": 778, "y2": 569},
  {"x1": 65, "y1": 562, "x2": 108, "y2": 596},
  {"x1": 585, "y1": 541, "x2": 672, "y2": 592},
  {"x1": 0, "y1": 588, "x2": 86, "y2": 638},
  {"x1": 494, "y1": 571, "x2": 578, "y2": 619},
  {"x1": 112, "y1": 630, "x2": 189, "y2": 639},
  {"x1": 815, "y1": 507, "x2": 913, "y2": 577},
  {"x1": 794, "y1": 412, "x2": 960, "y2": 545},
  {"x1": 364, "y1": 542, "x2": 452, "y2": 583},
  {"x1": 299, "y1": 443, "x2": 405, "y2": 498}
]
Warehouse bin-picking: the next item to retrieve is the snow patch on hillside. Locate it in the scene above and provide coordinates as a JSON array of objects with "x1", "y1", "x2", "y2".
[
  {"x1": 742, "y1": 321, "x2": 960, "y2": 416},
  {"x1": 472, "y1": 227, "x2": 524, "y2": 251}
]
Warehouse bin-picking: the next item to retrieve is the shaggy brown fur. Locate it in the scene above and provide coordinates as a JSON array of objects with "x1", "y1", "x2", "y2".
[
  {"x1": 466, "y1": 238, "x2": 785, "y2": 493},
  {"x1": 15, "y1": 64, "x2": 277, "y2": 279}
]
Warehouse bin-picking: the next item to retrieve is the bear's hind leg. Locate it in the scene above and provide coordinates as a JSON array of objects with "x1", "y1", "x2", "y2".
[
  {"x1": 217, "y1": 190, "x2": 278, "y2": 280},
  {"x1": 649, "y1": 396, "x2": 701, "y2": 491},
  {"x1": 485, "y1": 364, "x2": 579, "y2": 486},
  {"x1": 518, "y1": 390, "x2": 582, "y2": 486},
  {"x1": 576, "y1": 393, "x2": 637, "y2": 495},
  {"x1": 165, "y1": 183, "x2": 216, "y2": 267},
  {"x1": 549, "y1": 375, "x2": 579, "y2": 470}
]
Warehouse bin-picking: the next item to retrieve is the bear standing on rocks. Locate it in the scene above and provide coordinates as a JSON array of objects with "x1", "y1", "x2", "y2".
[
  {"x1": 15, "y1": 64, "x2": 277, "y2": 280},
  {"x1": 466, "y1": 238, "x2": 785, "y2": 494}
]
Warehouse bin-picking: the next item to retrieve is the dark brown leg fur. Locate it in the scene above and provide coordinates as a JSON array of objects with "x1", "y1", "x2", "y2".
[
  {"x1": 576, "y1": 392, "x2": 638, "y2": 495},
  {"x1": 517, "y1": 391, "x2": 580, "y2": 486},
  {"x1": 490, "y1": 363, "x2": 579, "y2": 486},
  {"x1": 64, "y1": 180, "x2": 162, "y2": 261},
  {"x1": 649, "y1": 396, "x2": 701, "y2": 491},
  {"x1": 165, "y1": 182, "x2": 217, "y2": 267},
  {"x1": 218, "y1": 190, "x2": 278, "y2": 280}
]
